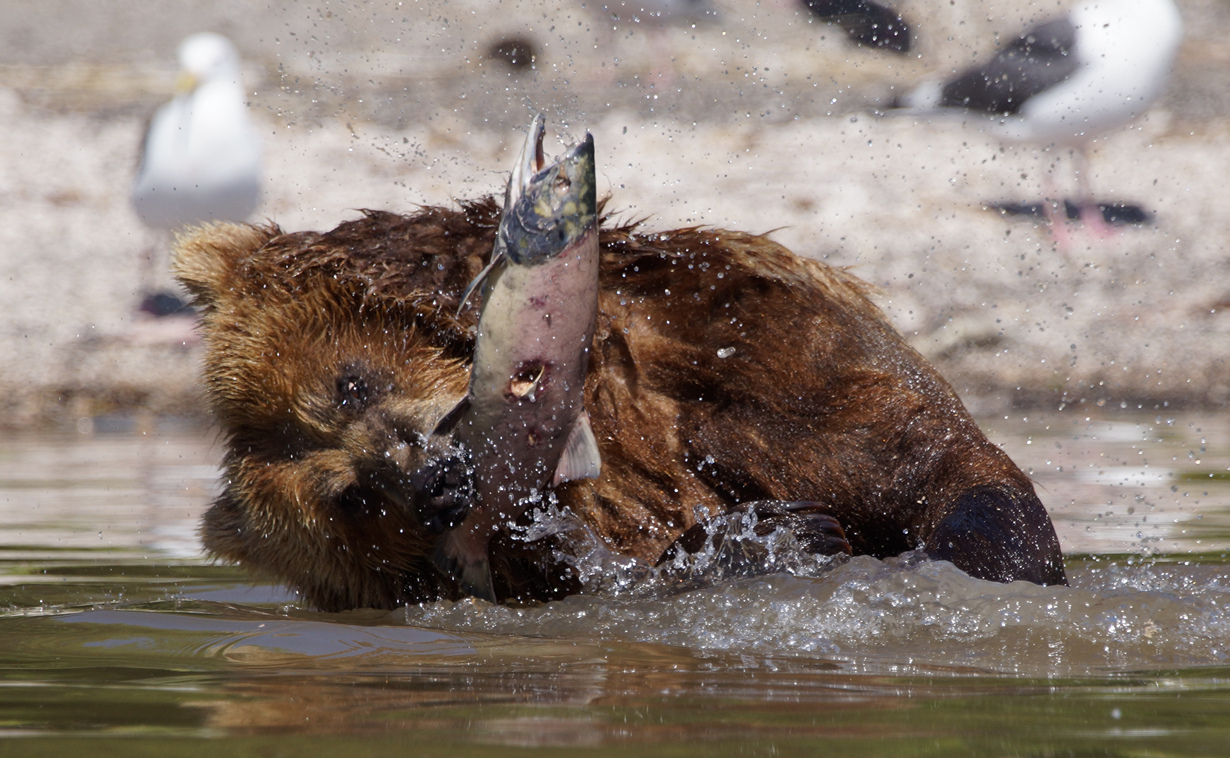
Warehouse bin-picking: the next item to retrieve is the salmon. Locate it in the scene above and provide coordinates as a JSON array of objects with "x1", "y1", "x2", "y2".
[{"x1": 433, "y1": 115, "x2": 602, "y2": 600}]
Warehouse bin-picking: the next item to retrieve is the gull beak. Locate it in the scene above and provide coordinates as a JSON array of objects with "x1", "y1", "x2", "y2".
[{"x1": 174, "y1": 70, "x2": 199, "y2": 95}]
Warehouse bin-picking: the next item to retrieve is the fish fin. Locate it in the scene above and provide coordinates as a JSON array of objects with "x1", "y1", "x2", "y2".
[
  {"x1": 552, "y1": 411, "x2": 603, "y2": 486},
  {"x1": 431, "y1": 395, "x2": 470, "y2": 437},
  {"x1": 456, "y1": 248, "x2": 505, "y2": 316},
  {"x1": 433, "y1": 533, "x2": 497, "y2": 602}
]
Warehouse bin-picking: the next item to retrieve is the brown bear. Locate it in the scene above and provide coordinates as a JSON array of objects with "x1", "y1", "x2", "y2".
[{"x1": 174, "y1": 198, "x2": 1066, "y2": 612}]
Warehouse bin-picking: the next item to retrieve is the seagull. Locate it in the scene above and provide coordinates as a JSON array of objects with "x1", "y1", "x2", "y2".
[
  {"x1": 892, "y1": 0, "x2": 1183, "y2": 235},
  {"x1": 131, "y1": 32, "x2": 262, "y2": 317},
  {"x1": 798, "y1": 0, "x2": 911, "y2": 54},
  {"x1": 132, "y1": 32, "x2": 262, "y2": 232}
]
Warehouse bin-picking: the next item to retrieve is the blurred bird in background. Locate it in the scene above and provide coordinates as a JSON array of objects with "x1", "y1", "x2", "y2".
[
  {"x1": 798, "y1": 0, "x2": 911, "y2": 53},
  {"x1": 131, "y1": 32, "x2": 262, "y2": 315},
  {"x1": 891, "y1": 0, "x2": 1183, "y2": 238}
]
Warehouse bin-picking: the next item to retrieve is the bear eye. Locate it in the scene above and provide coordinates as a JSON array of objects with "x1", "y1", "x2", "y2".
[{"x1": 336, "y1": 374, "x2": 371, "y2": 411}]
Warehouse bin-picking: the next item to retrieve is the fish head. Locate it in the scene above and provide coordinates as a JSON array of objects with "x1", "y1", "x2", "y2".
[{"x1": 502, "y1": 120, "x2": 596, "y2": 266}]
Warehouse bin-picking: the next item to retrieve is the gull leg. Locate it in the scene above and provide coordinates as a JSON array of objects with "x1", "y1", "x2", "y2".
[
  {"x1": 1040, "y1": 153, "x2": 1074, "y2": 249},
  {"x1": 1072, "y1": 148, "x2": 1118, "y2": 239}
]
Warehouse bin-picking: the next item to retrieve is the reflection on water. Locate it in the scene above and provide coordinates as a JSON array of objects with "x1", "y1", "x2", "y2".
[
  {"x1": 986, "y1": 411, "x2": 1230, "y2": 556},
  {"x1": 0, "y1": 419, "x2": 216, "y2": 563},
  {"x1": 1, "y1": 411, "x2": 1229, "y2": 752}
]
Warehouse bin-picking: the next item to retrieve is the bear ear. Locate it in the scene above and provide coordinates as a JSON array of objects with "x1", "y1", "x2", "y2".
[{"x1": 172, "y1": 222, "x2": 279, "y2": 309}]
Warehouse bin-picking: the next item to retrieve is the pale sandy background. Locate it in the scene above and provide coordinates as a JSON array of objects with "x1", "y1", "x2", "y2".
[{"x1": 1, "y1": 0, "x2": 1227, "y2": 429}]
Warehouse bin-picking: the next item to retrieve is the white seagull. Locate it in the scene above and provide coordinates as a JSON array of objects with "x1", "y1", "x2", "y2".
[
  {"x1": 132, "y1": 32, "x2": 262, "y2": 232},
  {"x1": 894, "y1": 0, "x2": 1183, "y2": 233}
]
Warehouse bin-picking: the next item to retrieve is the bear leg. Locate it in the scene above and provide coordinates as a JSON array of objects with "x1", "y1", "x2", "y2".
[{"x1": 925, "y1": 486, "x2": 1067, "y2": 586}]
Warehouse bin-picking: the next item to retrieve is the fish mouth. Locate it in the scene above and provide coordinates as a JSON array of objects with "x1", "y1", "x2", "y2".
[
  {"x1": 506, "y1": 113, "x2": 546, "y2": 210},
  {"x1": 502, "y1": 115, "x2": 596, "y2": 266}
]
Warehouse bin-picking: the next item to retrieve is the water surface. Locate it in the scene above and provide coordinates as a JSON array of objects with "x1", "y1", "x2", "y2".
[{"x1": 2, "y1": 411, "x2": 1229, "y2": 755}]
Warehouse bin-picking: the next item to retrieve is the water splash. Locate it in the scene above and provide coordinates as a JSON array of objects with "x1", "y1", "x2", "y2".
[{"x1": 405, "y1": 551, "x2": 1230, "y2": 678}]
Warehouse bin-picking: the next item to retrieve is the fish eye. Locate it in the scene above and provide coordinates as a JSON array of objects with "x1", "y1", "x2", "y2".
[{"x1": 553, "y1": 174, "x2": 571, "y2": 193}]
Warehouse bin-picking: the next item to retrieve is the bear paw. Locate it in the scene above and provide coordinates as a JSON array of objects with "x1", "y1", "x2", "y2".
[{"x1": 409, "y1": 452, "x2": 474, "y2": 533}]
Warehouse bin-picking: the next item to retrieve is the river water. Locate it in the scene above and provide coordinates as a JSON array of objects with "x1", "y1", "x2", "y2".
[{"x1": 2, "y1": 410, "x2": 1228, "y2": 755}]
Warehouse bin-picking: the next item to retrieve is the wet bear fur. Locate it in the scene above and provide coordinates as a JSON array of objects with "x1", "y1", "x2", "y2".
[{"x1": 174, "y1": 198, "x2": 1066, "y2": 611}]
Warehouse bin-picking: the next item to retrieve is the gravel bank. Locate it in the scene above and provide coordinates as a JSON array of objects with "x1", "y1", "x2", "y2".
[{"x1": 1, "y1": 0, "x2": 1227, "y2": 429}]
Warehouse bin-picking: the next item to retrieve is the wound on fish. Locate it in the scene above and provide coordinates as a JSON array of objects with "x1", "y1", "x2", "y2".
[{"x1": 509, "y1": 361, "x2": 547, "y2": 400}]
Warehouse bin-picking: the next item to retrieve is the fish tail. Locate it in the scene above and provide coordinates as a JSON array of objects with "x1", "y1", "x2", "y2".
[{"x1": 433, "y1": 534, "x2": 498, "y2": 603}]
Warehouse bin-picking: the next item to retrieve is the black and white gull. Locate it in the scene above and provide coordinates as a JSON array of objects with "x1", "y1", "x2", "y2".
[
  {"x1": 893, "y1": 0, "x2": 1183, "y2": 232},
  {"x1": 130, "y1": 32, "x2": 262, "y2": 318},
  {"x1": 799, "y1": 0, "x2": 911, "y2": 53},
  {"x1": 132, "y1": 32, "x2": 262, "y2": 232}
]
